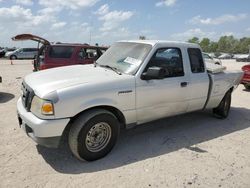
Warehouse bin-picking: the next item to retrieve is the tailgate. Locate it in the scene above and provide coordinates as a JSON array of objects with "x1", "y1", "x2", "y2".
[{"x1": 12, "y1": 34, "x2": 50, "y2": 45}]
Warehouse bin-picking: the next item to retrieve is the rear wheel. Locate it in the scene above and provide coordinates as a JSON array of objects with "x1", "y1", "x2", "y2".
[
  {"x1": 213, "y1": 91, "x2": 231, "y2": 119},
  {"x1": 68, "y1": 109, "x2": 120, "y2": 161}
]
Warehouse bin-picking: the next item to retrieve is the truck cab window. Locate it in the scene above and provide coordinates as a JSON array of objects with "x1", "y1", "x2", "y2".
[
  {"x1": 145, "y1": 48, "x2": 184, "y2": 78},
  {"x1": 188, "y1": 48, "x2": 205, "y2": 73}
]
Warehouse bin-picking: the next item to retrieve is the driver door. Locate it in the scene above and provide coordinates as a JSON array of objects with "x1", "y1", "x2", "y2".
[{"x1": 136, "y1": 47, "x2": 190, "y2": 124}]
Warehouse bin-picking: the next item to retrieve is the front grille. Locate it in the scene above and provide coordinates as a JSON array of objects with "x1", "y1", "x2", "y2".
[{"x1": 21, "y1": 82, "x2": 34, "y2": 111}]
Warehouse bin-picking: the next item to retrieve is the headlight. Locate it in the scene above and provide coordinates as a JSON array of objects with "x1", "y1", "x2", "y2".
[{"x1": 30, "y1": 96, "x2": 54, "y2": 116}]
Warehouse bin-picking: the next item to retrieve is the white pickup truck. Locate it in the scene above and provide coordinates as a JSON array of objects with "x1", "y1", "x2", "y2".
[{"x1": 17, "y1": 40, "x2": 243, "y2": 161}]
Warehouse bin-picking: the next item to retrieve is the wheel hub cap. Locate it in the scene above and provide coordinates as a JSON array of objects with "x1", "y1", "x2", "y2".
[{"x1": 85, "y1": 122, "x2": 111, "y2": 152}]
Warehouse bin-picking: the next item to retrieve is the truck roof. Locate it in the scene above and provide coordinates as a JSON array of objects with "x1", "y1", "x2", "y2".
[{"x1": 119, "y1": 40, "x2": 200, "y2": 48}]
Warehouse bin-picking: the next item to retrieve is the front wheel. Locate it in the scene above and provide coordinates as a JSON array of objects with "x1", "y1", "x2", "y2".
[
  {"x1": 68, "y1": 109, "x2": 120, "y2": 161},
  {"x1": 213, "y1": 91, "x2": 231, "y2": 119},
  {"x1": 10, "y1": 55, "x2": 17, "y2": 60}
]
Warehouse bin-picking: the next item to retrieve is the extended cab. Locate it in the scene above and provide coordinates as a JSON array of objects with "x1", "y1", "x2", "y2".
[{"x1": 17, "y1": 41, "x2": 243, "y2": 161}]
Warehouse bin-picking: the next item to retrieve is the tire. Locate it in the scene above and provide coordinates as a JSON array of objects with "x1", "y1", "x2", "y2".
[
  {"x1": 68, "y1": 109, "x2": 120, "y2": 161},
  {"x1": 215, "y1": 62, "x2": 220, "y2": 65},
  {"x1": 244, "y1": 84, "x2": 250, "y2": 90},
  {"x1": 10, "y1": 55, "x2": 17, "y2": 60},
  {"x1": 213, "y1": 91, "x2": 231, "y2": 119}
]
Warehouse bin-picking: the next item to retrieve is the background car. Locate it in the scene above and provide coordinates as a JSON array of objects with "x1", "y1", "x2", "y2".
[
  {"x1": 202, "y1": 52, "x2": 222, "y2": 65},
  {"x1": 12, "y1": 34, "x2": 108, "y2": 71},
  {"x1": 218, "y1": 54, "x2": 232, "y2": 59},
  {"x1": 5, "y1": 48, "x2": 38, "y2": 60},
  {"x1": 236, "y1": 54, "x2": 250, "y2": 62},
  {"x1": 241, "y1": 64, "x2": 250, "y2": 89},
  {"x1": 0, "y1": 49, "x2": 5, "y2": 58}
]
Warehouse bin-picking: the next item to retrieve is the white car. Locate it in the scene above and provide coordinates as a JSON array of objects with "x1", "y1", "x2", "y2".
[
  {"x1": 5, "y1": 48, "x2": 38, "y2": 60},
  {"x1": 17, "y1": 40, "x2": 243, "y2": 161},
  {"x1": 203, "y1": 52, "x2": 222, "y2": 65},
  {"x1": 218, "y1": 54, "x2": 232, "y2": 59}
]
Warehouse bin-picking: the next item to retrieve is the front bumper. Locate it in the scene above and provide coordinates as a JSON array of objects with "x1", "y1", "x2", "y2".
[{"x1": 17, "y1": 98, "x2": 70, "y2": 148}]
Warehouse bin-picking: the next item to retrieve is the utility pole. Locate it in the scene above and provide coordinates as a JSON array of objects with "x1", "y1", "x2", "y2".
[
  {"x1": 89, "y1": 30, "x2": 91, "y2": 45},
  {"x1": 89, "y1": 18, "x2": 92, "y2": 45}
]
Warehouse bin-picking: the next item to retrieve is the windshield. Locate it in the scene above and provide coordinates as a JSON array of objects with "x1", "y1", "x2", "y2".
[
  {"x1": 15, "y1": 49, "x2": 22, "y2": 52},
  {"x1": 96, "y1": 42, "x2": 152, "y2": 75}
]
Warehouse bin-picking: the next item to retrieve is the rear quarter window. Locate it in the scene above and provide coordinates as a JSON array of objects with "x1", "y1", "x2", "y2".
[
  {"x1": 49, "y1": 46, "x2": 74, "y2": 58},
  {"x1": 188, "y1": 48, "x2": 205, "y2": 73}
]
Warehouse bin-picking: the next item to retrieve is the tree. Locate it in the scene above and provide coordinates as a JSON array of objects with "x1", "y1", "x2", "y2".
[
  {"x1": 139, "y1": 36, "x2": 146, "y2": 40},
  {"x1": 217, "y1": 36, "x2": 238, "y2": 54},
  {"x1": 188, "y1": 37, "x2": 199, "y2": 44},
  {"x1": 209, "y1": 42, "x2": 218, "y2": 53},
  {"x1": 187, "y1": 36, "x2": 250, "y2": 54},
  {"x1": 238, "y1": 37, "x2": 250, "y2": 53},
  {"x1": 199, "y1": 38, "x2": 210, "y2": 52}
]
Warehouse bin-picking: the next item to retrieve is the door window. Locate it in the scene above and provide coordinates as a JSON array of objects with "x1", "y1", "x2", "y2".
[
  {"x1": 49, "y1": 46, "x2": 74, "y2": 58},
  {"x1": 22, "y1": 48, "x2": 29, "y2": 52},
  {"x1": 145, "y1": 48, "x2": 184, "y2": 78},
  {"x1": 188, "y1": 48, "x2": 205, "y2": 73}
]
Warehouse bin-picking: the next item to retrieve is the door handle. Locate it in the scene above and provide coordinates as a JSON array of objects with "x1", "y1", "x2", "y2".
[{"x1": 180, "y1": 82, "x2": 188, "y2": 87}]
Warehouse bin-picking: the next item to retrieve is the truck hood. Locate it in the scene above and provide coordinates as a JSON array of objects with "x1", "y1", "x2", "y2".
[{"x1": 24, "y1": 65, "x2": 133, "y2": 97}]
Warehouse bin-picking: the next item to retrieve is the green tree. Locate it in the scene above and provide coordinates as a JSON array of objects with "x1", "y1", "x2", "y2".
[
  {"x1": 187, "y1": 35, "x2": 250, "y2": 54},
  {"x1": 199, "y1": 38, "x2": 210, "y2": 52},
  {"x1": 209, "y1": 42, "x2": 218, "y2": 53},
  {"x1": 217, "y1": 35, "x2": 238, "y2": 54},
  {"x1": 139, "y1": 36, "x2": 146, "y2": 40},
  {"x1": 188, "y1": 37, "x2": 199, "y2": 44},
  {"x1": 238, "y1": 37, "x2": 250, "y2": 53}
]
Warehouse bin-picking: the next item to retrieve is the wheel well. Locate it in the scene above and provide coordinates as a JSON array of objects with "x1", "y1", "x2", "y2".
[
  {"x1": 10, "y1": 55, "x2": 16, "y2": 58},
  {"x1": 61, "y1": 106, "x2": 126, "y2": 143}
]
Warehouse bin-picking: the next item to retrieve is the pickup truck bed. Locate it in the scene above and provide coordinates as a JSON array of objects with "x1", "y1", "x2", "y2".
[{"x1": 206, "y1": 70, "x2": 242, "y2": 109}]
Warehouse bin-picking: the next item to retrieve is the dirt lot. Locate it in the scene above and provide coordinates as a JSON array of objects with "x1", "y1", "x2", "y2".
[{"x1": 0, "y1": 59, "x2": 250, "y2": 188}]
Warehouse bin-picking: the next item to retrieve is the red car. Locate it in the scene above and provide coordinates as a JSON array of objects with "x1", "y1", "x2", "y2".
[
  {"x1": 241, "y1": 64, "x2": 250, "y2": 90},
  {"x1": 12, "y1": 34, "x2": 107, "y2": 71}
]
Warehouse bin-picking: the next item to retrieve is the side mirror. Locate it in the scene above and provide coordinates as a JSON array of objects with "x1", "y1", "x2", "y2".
[{"x1": 141, "y1": 67, "x2": 166, "y2": 80}]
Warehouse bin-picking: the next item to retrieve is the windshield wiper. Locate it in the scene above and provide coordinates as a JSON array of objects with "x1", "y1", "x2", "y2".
[{"x1": 99, "y1": 64, "x2": 122, "y2": 75}]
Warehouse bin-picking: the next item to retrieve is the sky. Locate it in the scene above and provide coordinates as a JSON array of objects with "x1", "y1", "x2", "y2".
[{"x1": 0, "y1": 0, "x2": 250, "y2": 47}]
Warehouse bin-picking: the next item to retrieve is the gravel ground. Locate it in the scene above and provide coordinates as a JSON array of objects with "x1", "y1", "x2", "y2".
[{"x1": 0, "y1": 59, "x2": 250, "y2": 188}]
